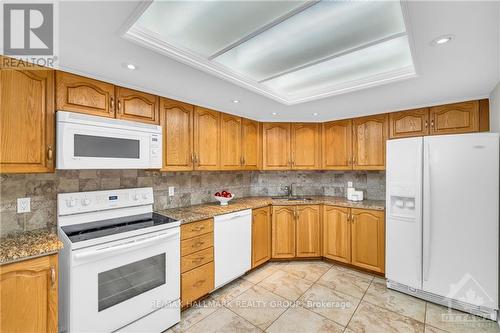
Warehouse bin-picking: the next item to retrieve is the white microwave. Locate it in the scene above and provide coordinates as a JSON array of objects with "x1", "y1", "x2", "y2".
[{"x1": 57, "y1": 111, "x2": 162, "y2": 169}]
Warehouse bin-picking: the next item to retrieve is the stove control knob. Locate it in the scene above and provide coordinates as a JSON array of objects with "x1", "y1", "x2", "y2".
[
  {"x1": 132, "y1": 194, "x2": 140, "y2": 201},
  {"x1": 82, "y1": 198, "x2": 91, "y2": 206},
  {"x1": 66, "y1": 198, "x2": 76, "y2": 207},
  {"x1": 142, "y1": 193, "x2": 149, "y2": 200}
]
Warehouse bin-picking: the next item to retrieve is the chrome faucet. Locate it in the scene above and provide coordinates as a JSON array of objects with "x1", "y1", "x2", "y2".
[{"x1": 281, "y1": 184, "x2": 296, "y2": 197}]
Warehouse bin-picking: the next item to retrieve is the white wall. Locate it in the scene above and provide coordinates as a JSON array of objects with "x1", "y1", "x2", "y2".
[{"x1": 490, "y1": 82, "x2": 500, "y2": 133}]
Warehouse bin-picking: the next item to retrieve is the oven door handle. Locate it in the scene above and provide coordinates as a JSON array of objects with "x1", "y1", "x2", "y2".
[{"x1": 74, "y1": 230, "x2": 178, "y2": 260}]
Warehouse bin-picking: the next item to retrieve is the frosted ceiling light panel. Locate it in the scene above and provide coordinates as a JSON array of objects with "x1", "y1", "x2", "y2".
[
  {"x1": 214, "y1": 1, "x2": 406, "y2": 81},
  {"x1": 133, "y1": 1, "x2": 308, "y2": 57},
  {"x1": 125, "y1": 0, "x2": 415, "y2": 104},
  {"x1": 262, "y1": 36, "x2": 414, "y2": 101}
]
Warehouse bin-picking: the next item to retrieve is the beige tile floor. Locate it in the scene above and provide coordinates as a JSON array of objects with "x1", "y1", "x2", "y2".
[{"x1": 169, "y1": 261, "x2": 500, "y2": 333}]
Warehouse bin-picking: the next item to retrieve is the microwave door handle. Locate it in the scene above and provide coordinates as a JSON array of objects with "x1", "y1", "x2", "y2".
[{"x1": 74, "y1": 230, "x2": 178, "y2": 260}]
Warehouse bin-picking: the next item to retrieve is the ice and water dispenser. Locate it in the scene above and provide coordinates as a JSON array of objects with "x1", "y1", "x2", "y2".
[{"x1": 388, "y1": 183, "x2": 417, "y2": 220}]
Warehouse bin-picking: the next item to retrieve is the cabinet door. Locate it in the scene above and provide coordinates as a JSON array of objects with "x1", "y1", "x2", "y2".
[
  {"x1": 181, "y1": 261, "x2": 214, "y2": 307},
  {"x1": 389, "y1": 108, "x2": 429, "y2": 139},
  {"x1": 0, "y1": 255, "x2": 58, "y2": 333},
  {"x1": 220, "y1": 113, "x2": 242, "y2": 170},
  {"x1": 115, "y1": 87, "x2": 159, "y2": 124},
  {"x1": 350, "y1": 209, "x2": 385, "y2": 273},
  {"x1": 55, "y1": 71, "x2": 115, "y2": 118},
  {"x1": 296, "y1": 205, "x2": 321, "y2": 257},
  {"x1": 193, "y1": 107, "x2": 220, "y2": 170},
  {"x1": 352, "y1": 114, "x2": 388, "y2": 170},
  {"x1": 262, "y1": 123, "x2": 291, "y2": 170},
  {"x1": 322, "y1": 206, "x2": 351, "y2": 263},
  {"x1": 160, "y1": 98, "x2": 194, "y2": 171},
  {"x1": 252, "y1": 207, "x2": 271, "y2": 268},
  {"x1": 272, "y1": 206, "x2": 296, "y2": 258},
  {"x1": 241, "y1": 118, "x2": 261, "y2": 170},
  {"x1": 430, "y1": 101, "x2": 479, "y2": 135},
  {"x1": 322, "y1": 120, "x2": 352, "y2": 170},
  {"x1": 0, "y1": 67, "x2": 55, "y2": 173},
  {"x1": 291, "y1": 123, "x2": 321, "y2": 170}
]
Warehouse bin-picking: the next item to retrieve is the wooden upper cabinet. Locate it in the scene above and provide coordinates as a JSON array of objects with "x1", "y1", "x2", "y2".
[
  {"x1": 0, "y1": 67, "x2": 55, "y2": 173},
  {"x1": 389, "y1": 108, "x2": 430, "y2": 138},
  {"x1": 241, "y1": 119, "x2": 261, "y2": 170},
  {"x1": 56, "y1": 71, "x2": 115, "y2": 118},
  {"x1": 252, "y1": 207, "x2": 271, "y2": 268},
  {"x1": 0, "y1": 254, "x2": 58, "y2": 333},
  {"x1": 220, "y1": 114, "x2": 242, "y2": 170},
  {"x1": 262, "y1": 123, "x2": 291, "y2": 170},
  {"x1": 160, "y1": 98, "x2": 194, "y2": 171},
  {"x1": 322, "y1": 119, "x2": 352, "y2": 170},
  {"x1": 272, "y1": 206, "x2": 296, "y2": 258},
  {"x1": 430, "y1": 101, "x2": 479, "y2": 135},
  {"x1": 352, "y1": 114, "x2": 388, "y2": 170},
  {"x1": 350, "y1": 209, "x2": 385, "y2": 273},
  {"x1": 295, "y1": 205, "x2": 321, "y2": 257},
  {"x1": 291, "y1": 123, "x2": 321, "y2": 170},
  {"x1": 115, "y1": 87, "x2": 159, "y2": 124},
  {"x1": 193, "y1": 107, "x2": 220, "y2": 170}
]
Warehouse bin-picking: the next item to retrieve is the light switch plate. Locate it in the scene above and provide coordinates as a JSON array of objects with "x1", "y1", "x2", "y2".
[
  {"x1": 17, "y1": 197, "x2": 31, "y2": 213},
  {"x1": 168, "y1": 186, "x2": 175, "y2": 197}
]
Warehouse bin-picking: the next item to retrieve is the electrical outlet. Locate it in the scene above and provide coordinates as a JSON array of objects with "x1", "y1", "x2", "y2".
[
  {"x1": 168, "y1": 186, "x2": 175, "y2": 197},
  {"x1": 17, "y1": 197, "x2": 31, "y2": 213}
]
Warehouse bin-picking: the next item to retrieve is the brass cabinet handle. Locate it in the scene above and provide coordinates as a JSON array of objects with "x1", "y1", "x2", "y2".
[
  {"x1": 431, "y1": 119, "x2": 435, "y2": 128},
  {"x1": 193, "y1": 279, "x2": 206, "y2": 287},
  {"x1": 242, "y1": 156, "x2": 245, "y2": 165},
  {"x1": 50, "y1": 265, "x2": 56, "y2": 288},
  {"x1": 425, "y1": 120, "x2": 428, "y2": 128},
  {"x1": 117, "y1": 100, "x2": 122, "y2": 112},
  {"x1": 110, "y1": 97, "x2": 115, "y2": 110},
  {"x1": 47, "y1": 145, "x2": 53, "y2": 161}
]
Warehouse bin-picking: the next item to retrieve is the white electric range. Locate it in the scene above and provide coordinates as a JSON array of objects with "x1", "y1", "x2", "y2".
[{"x1": 57, "y1": 187, "x2": 180, "y2": 333}]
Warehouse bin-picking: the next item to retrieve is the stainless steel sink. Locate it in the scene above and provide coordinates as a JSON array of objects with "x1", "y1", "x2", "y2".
[{"x1": 271, "y1": 197, "x2": 313, "y2": 201}]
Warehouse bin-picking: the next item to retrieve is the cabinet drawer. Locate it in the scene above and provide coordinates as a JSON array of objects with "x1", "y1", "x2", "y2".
[
  {"x1": 181, "y1": 219, "x2": 213, "y2": 240},
  {"x1": 181, "y1": 261, "x2": 214, "y2": 307},
  {"x1": 181, "y1": 247, "x2": 214, "y2": 273},
  {"x1": 181, "y1": 232, "x2": 213, "y2": 256}
]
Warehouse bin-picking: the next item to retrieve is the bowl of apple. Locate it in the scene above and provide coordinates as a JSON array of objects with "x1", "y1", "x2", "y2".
[{"x1": 214, "y1": 191, "x2": 234, "y2": 206}]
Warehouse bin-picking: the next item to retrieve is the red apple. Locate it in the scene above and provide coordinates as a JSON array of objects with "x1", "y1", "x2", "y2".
[{"x1": 215, "y1": 192, "x2": 221, "y2": 197}]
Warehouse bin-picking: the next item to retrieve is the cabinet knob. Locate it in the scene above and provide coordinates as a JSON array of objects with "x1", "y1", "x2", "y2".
[
  {"x1": 117, "y1": 100, "x2": 122, "y2": 112},
  {"x1": 110, "y1": 97, "x2": 115, "y2": 110}
]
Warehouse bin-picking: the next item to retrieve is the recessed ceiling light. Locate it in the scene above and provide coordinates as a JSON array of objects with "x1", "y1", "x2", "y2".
[
  {"x1": 126, "y1": 63, "x2": 136, "y2": 70},
  {"x1": 232, "y1": 99, "x2": 240, "y2": 103},
  {"x1": 272, "y1": 112, "x2": 277, "y2": 115},
  {"x1": 313, "y1": 112, "x2": 319, "y2": 116},
  {"x1": 431, "y1": 35, "x2": 453, "y2": 46}
]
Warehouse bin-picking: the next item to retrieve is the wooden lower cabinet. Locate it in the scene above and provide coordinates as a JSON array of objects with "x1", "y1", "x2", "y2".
[
  {"x1": 181, "y1": 262, "x2": 214, "y2": 307},
  {"x1": 0, "y1": 254, "x2": 58, "y2": 333},
  {"x1": 272, "y1": 205, "x2": 320, "y2": 259},
  {"x1": 323, "y1": 206, "x2": 385, "y2": 273},
  {"x1": 350, "y1": 209, "x2": 385, "y2": 273},
  {"x1": 272, "y1": 206, "x2": 296, "y2": 258},
  {"x1": 295, "y1": 205, "x2": 321, "y2": 257},
  {"x1": 180, "y1": 219, "x2": 215, "y2": 307},
  {"x1": 322, "y1": 206, "x2": 351, "y2": 264},
  {"x1": 252, "y1": 207, "x2": 271, "y2": 268}
]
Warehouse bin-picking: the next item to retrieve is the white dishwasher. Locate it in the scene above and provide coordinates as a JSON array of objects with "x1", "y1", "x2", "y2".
[{"x1": 214, "y1": 209, "x2": 252, "y2": 289}]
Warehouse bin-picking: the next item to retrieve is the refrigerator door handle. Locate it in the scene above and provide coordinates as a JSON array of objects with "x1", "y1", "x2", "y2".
[{"x1": 423, "y1": 143, "x2": 431, "y2": 281}]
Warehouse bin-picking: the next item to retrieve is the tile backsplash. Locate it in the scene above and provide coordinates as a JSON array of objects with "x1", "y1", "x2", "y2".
[{"x1": 0, "y1": 170, "x2": 384, "y2": 236}]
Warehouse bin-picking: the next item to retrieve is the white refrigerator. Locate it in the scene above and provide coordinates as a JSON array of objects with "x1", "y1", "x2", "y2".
[{"x1": 386, "y1": 133, "x2": 499, "y2": 320}]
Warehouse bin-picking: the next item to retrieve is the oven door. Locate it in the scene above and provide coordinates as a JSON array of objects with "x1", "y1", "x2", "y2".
[
  {"x1": 70, "y1": 229, "x2": 180, "y2": 333},
  {"x1": 57, "y1": 119, "x2": 155, "y2": 169}
]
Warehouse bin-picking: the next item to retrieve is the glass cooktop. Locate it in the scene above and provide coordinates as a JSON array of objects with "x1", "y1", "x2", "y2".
[{"x1": 62, "y1": 213, "x2": 178, "y2": 243}]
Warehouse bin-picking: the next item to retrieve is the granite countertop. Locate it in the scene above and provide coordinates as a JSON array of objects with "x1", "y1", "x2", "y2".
[
  {"x1": 157, "y1": 196, "x2": 385, "y2": 224},
  {"x1": 0, "y1": 229, "x2": 63, "y2": 265}
]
